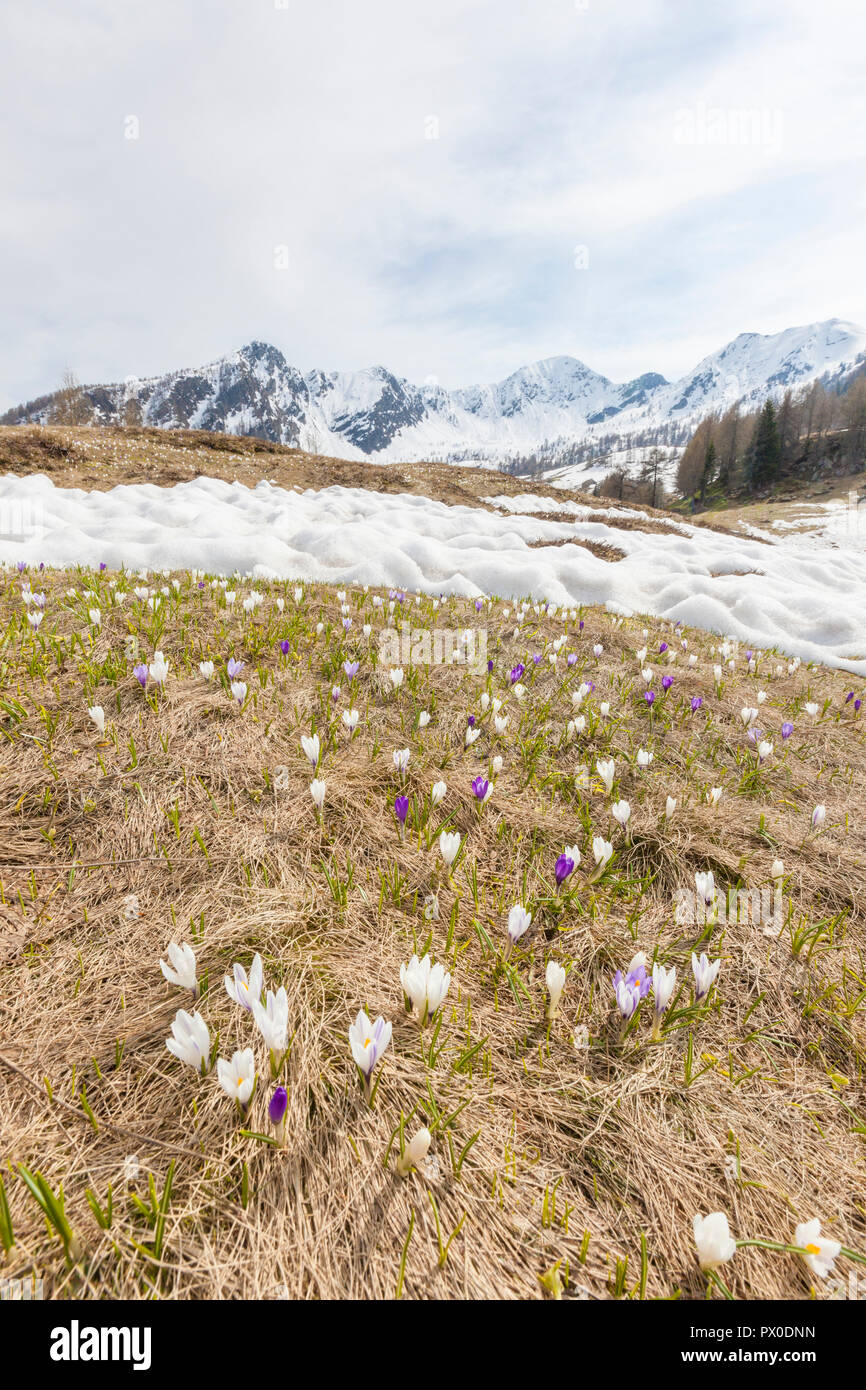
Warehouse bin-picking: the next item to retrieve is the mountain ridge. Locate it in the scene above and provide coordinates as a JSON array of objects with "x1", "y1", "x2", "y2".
[{"x1": 4, "y1": 318, "x2": 864, "y2": 473}]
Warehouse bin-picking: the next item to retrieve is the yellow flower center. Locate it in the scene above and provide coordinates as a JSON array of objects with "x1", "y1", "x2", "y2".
[{"x1": 805, "y1": 1243, "x2": 821, "y2": 1255}]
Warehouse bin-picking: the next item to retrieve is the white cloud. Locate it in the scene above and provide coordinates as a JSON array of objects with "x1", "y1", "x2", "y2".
[{"x1": 1, "y1": 0, "x2": 864, "y2": 408}]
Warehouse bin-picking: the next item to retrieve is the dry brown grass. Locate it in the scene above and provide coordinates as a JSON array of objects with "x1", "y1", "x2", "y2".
[{"x1": 0, "y1": 557, "x2": 864, "y2": 1303}]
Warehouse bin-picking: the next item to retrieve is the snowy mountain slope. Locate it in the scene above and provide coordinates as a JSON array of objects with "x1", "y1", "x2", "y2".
[{"x1": 5, "y1": 319, "x2": 864, "y2": 471}]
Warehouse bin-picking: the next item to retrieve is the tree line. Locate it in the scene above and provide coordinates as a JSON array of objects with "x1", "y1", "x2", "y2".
[{"x1": 676, "y1": 365, "x2": 866, "y2": 502}]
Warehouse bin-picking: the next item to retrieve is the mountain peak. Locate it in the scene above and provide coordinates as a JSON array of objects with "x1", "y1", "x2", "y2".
[{"x1": 4, "y1": 317, "x2": 863, "y2": 467}]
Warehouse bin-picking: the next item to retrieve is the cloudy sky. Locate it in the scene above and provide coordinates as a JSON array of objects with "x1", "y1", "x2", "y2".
[{"x1": 2, "y1": 0, "x2": 865, "y2": 409}]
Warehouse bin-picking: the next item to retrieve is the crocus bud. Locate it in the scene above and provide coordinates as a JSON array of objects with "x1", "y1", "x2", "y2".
[
  {"x1": 545, "y1": 961, "x2": 566, "y2": 1019},
  {"x1": 269, "y1": 1085, "x2": 288, "y2": 1145},
  {"x1": 397, "y1": 1126, "x2": 431, "y2": 1175}
]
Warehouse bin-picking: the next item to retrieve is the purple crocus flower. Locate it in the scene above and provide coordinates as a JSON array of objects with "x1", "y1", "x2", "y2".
[
  {"x1": 614, "y1": 971, "x2": 641, "y2": 1020},
  {"x1": 279, "y1": 639, "x2": 290, "y2": 655},
  {"x1": 227, "y1": 658, "x2": 244, "y2": 678},
  {"x1": 133, "y1": 664, "x2": 148, "y2": 688},
  {"x1": 659, "y1": 642, "x2": 668, "y2": 654},
  {"x1": 662, "y1": 675, "x2": 673, "y2": 692},
  {"x1": 690, "y1": 696, "x2": 702, "y2": 712},
  {"x1": 510, "y1": 663, "x2": 525, "y2": 684},
  {"x1": 472, "y1": 775, "x2": 489, "y2": 802},
  {"x1": 487, "y1": 659, "x2": 494, "y2": 672},
  {"x1": 99, "y1": 562, "x2": 107, "y2": 572},
  {"x1": 579, "y1": 620, "x2": 584, "y2": 631},
  {"x1": 585, "y1": 681, "x2": 595, "y2": 693},
  {"x1": 268, "y1": 1086, "x2": 288, "y2": 1125},
  {"x1": 394, "y1": 795, "x2": 409, "y2": 826},
  {"x1": 781, "y1": 721, "x2": 794, "y2": 739},
  {"x1": 16, "y1": 562, "x2": 26, "y2": 573},
  {"x1": 467, "y1": 714, "x2": 476, "y2": 727},
  {"x1": 475, "y1": 598, "x2": 483, "y2": 612},
  {"x1": 554, "y1": 853, "x2": 575, "y2": 886},
  {"x1": 644, "y1": 690, "x2": 655, "y2": 706},
  {"x1": 856, "y1": 700, "x2": 862, "y2": 713},
  {"x1": 532, "y1": 652, "x2": 542, "y2": 665},
  {"x1": 745, "y1": 650, "x2": 753, "y2": 661},
  {"x1": 342, "y1": 660, "x2": 359, "y2": 679},
  {"x1": 567, "y1": 653, "x2": 577, "y2": 667},
  {"x1": 846, "y1": 691, "x2": 855, "y2": 704}
]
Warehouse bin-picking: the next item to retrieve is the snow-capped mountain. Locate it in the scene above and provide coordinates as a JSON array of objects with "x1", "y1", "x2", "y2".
[{"x1": 5, "y1": 318, "x2": 864, "y2": 471}]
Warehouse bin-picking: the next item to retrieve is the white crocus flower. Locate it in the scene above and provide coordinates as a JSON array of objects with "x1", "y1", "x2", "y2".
[
  {"x1": 611, "y1": 799, "x2": 631, "y2": 828},
  {"x1": 166, "y1": 1009, "x2": 211, "y2": 1075},
  {"x1": 342, "y1": 708, "x2": 360, "y2": 734},
  {"x1": 771, "y1": 858, "x2": 785, "y2": 886},
  {"x1": 491, "y1": 755, "x2": 503, "y2": 775},
  {"x1": 804, "y1": 702, "x2": 819, "y2": 719},
  {"x1": 651, "y1": 963, "x2": 676, "y2": 1038},
  {"x1": 252, "y1": 987, "x2": 289, "y2": 1061},
  {"x1": 694, "y1": 871, "x2": 716, "y2": 906},
  {"x1": 464, "y1": 726, "x2": 480, "y2": 746},
  {"x1": 439, "y1": 830, "x2": 461, "y2": 869},
  {"x1": 431, "y1": 780, "x2": 447, "y2": 806},
  {"x1": 494, "y1": 714, "x2": 509, "y2": 735},
  {"x1": 88, "y1": 705, "x2": 106, "y2": 735},
  {"x1": 545, "y1": 960, "x2": 566, "y2": 1019},
  {"x1": 418, "y1": 711, "x2": 431, "y2": 727},
  {"x1": 199, "y1": 660, "x2": 214, "y2": 680},
  {"x1": 393, "y1": 747, "x2": 410, "y2": 775},
  {"x1": 636, "y1": 748, "x2": 653, "y2": 768},
  {"x1": 693, "y1": 1212, "x2": 737, "y2": 1271},
  {"x1": 811, "y1": 804, "x2": 826, "y2": 831},
  {"x1": 757, "y1": 740, "x2": 773, "y2": 762},
  {"x1": 310, "y1": 779, "x2": 326, "y2": 811},
  {"x1": 592, "y1": 836, "x2": 613, "y2": 868},
  {"x1": 794, "y1": 1219, "x2": 841, "y2": 1280},
  {"x1": 691, "y1": 951, "x2": 721, "y2": 1000},
  {"x1": 707, "y1": 786, "x2": 723, "y2": 806},
  {"x1": 596, "y1": 759, "x2": 615, "y2": 795},
  {"x1": 665, "y1": 795, "x2": 676, "y2": 819},
  {"x1": 148, "y1": 651, "x2": 169, "y2": 685},
  {"x1": 348, "y1": 1010, "x2": 392, "y2": 1088},
  {"x1": 400, "y1": 954, "x2": 451, "y2": 1023},
  {"x1": 159, "y1": 942, "x2": 198, "y2": 996},
  {"x1": 388, "y1": 667, "x2": 404, "y2": 690},
  {"x1": 301, "y1": 733, "x2": 320, "y2": 768},
  {"x1": 230, "y1": 680, "x2": 247, "y2": 705},
  {"x1": 507, "y1": 904, "x2": 532, "y2": 946},
  {"x1": 225, "y1": 954, "x2": 264, "y2": 1012},
  {"x1": 216, "y1": 1048, "x2": 256, "y2": 1109}
]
